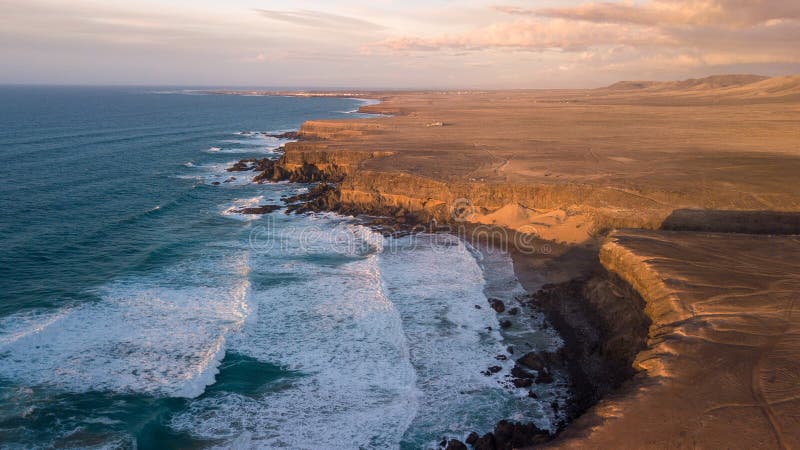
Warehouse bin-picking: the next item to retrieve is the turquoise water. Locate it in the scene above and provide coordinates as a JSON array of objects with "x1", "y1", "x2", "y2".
[{"x1": 0, "y1": 87, "x2": 563, "y2": 449}]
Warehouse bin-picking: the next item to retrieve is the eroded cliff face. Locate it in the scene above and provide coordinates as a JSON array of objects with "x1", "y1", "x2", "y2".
[
  {"x1": 252, "y1": 146, "x2": 393, "y2": 183},
  {"x1": 267, "y1": 140, "x2": 800, "y2": 246},
  {"x1": 599, "y1": 238, "x2": 692, "y2": 375},
  {"x1": 526, "y1": 273, "x2": 650, "y2": 423},
  {"x1": 262, "y1": 144, "x2": 681, "y2": 245}
]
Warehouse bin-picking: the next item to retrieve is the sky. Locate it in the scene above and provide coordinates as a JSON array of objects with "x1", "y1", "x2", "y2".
[{"x1": 1, "y1": 0, "x2": 798, "y2": 88}]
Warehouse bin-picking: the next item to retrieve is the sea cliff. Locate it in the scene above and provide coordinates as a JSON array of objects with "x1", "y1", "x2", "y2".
[{"x1": 226, "y1": 78, "x2": 800, "y2": 448}]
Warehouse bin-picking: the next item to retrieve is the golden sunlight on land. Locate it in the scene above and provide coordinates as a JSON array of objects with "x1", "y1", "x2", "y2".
[
  {"x1": 234, "y1": 74, "x2": 800, "y2": 448},
  {"x1": 279, "y1": 75, "x2": 800, "y2": 244}
]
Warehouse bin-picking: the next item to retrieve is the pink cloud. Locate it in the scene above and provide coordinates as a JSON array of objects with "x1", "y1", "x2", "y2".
[
  {"x1": 380, "y1": 18, "x2": 673, "y2": 51},
  {"x1": 528, "y1": 0, "x2": 800, "y2": 28},
  {"x1": 379, "y1": 0, "x2": 800, "y2": 72}
]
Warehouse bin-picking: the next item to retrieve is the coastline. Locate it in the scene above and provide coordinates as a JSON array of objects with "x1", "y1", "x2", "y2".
[
  {"x1": 222, "y1": 130, "x2": 643, "y2": 447},
  {"x1": 219, "y1": 82, "x2": 800, "y2": 448}
]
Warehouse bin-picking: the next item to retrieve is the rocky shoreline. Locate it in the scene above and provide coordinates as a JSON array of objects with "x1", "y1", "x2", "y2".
[
  {"x1": 213, "y1": 82, "x2": 800, "y2": 448},
  {"x1": 218, "y1": 133, "x2": 800, "y2": 449},
  {"x1": 219, "y1": 147, "x2": 653, "y2": 449}
]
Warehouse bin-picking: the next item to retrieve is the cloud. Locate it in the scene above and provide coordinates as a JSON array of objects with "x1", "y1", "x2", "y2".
[
  {"x1": 2, "y1": 0, "x2": 798, "y2": 88},
  {"x1": 381, "y1": 18, "x2": 672, "y2": 51},
  {"x1": 491, "y1": 6, "x2": 536, "y2": 16},
  {"x1": 380, "y1": 0, "x2": 800, "y2": 73},
  {"x1": 255, "y1": 9, "x2": 385, "y2": 31},
  {"x1": 514, "y1": 0, "x2": 800, "y2": 28}
]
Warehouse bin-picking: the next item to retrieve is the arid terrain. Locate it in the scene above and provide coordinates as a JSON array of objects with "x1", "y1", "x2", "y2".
[
  {"x1": 276, "y1": 75, "x2": 800, "y2": 243},
  {"x1": 225, "y1": 75, "x2": 800, "y2": 448}
]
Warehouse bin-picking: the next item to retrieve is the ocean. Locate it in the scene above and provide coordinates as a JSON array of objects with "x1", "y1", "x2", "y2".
[{"x1": 0, "y1": 86, "x2": 563, "y2": 449}]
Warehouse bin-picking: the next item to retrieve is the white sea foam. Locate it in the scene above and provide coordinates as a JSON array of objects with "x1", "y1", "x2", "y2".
[
  {"x1": 340, "y1": 98, "x2": 387, "y2": 117},
  {"x1": 177, "y1": 161, "x2": 253, "y2": 186},
  {"x1": 221, "y1": 196, "x2": 268, "y2": 221},
  {"x1": 172, "y1": 219, "x2": 419, "y2": 448},
  {"x1": 471, "y1": 243, "x2": 569, "y2": 428},
  {"x1": 0, "y1": 198, "x2": 563, "y2": 446},
  {"x1": 475, "y1": 244, "x2": 564, "y2": 352},
  {"x1": 0, "y1": 308, "x2": 73, "y2": 349},
  {"x1": 379, "y1": 234, "x2": 551, "y2": 444},
  {"x1": 171, "y1": 217, "x2": 557, "y2": 448},
  {"x1": 216, "y1": 131, "x2": 295, "y2": 154},
  {"x1": 0, "y1": 252, "x2": 254, "y2": 398}
]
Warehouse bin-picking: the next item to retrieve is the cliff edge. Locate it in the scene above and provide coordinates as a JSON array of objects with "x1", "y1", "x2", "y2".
[{"x1": 547, "y1": 230, "x2": 800, "y2": 449}]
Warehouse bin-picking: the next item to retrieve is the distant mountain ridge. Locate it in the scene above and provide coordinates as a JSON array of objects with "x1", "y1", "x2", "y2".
[
  {"x1": 602, "y1": 74, "x2": 800, "y2": 103},
  {"x1": 607, "y1": 74, "x2": 769, "y2": 91}
]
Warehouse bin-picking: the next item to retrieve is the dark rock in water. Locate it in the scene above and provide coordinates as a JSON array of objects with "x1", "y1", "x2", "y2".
[
  {"x1": 466, "y1": 432, "x2": 480, "y2": 445},
  {"x1": 228, "y1": 158, "x2": 275, "y2": 172},
  {"x1": 500, "y1": 319, "x2": 512, "y2": 329},
  {"x1": 445, "y1": 439, "x2": 468, "y2": 450},
  {"x1": 474, "y1": 305, "x2": 482, "y2": 309},
  {"x1": 268, "y1": 131, "x2": 300, "y2": 140},
  {"x1": 507, "y1": 346, "x2": 514, "y2": 354},
  {"x1": 473, "y1": 433, "x2": 496, "y2": 450},
  {"x1": 511, "y1": 365, "x2": 534, "y2": 379},
  {"x1": 495, "y1": 354, "x2": 507, "y2": 361},
  {"x1": 536, "y1": 370, "x2": 554, "y2": 384},
  {"x1": 211, "y1": 181, "x2": 221, "y2": 186},
  {"x1": 282, "y1": 183, "x2": 344, "y2": 215},
  {"x1": 488, "y1": 298, "x2": 505, "y2": 313},
  {"x1": 439, "y1": 439, "x2": 447, "y2": 447},
  {"x1": 551, "y1": 401, "x2": 560, "y2": 413},
  {"x1": 252, "y1": 159, "x2": 338, "y2": 184},
  {"x1": 528, "y1": 390, "x2": 538, "y2": 399},
  {"x1": 493, "y1": 420, "x2": 550, "y2": 449},
  {"x1": 512, "y1": 378, "x2": 533, "y2": 388},
  {"x1": 488, "y1": 365, "x2": 502, "y2": 374},
  {"x1": 227, "y1": 159, "x2": 254, "y2": 172},
  {"x1": 232, "y1": 204, "x2": 281, "y2": 215},
  {"x1": 517, "y1": 352, "x2": 549, "y2": 371},
  {"x1": 485, "y1": 326, "x2": 493, "y2": 332},
  {"x1": 494, "y1": 421, "x2": 514, "y2": 447},
  {"x1": 252, "y1": 159, "x2": 274, "y2": 171},
  {"x1": 508, "y1": 307, "x2": 520, "y2": 316}
]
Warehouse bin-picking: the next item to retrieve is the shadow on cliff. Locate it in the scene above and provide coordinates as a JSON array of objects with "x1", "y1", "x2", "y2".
[{"x1": 660, "y1": 209, "x2": 800, "y2": 235}]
